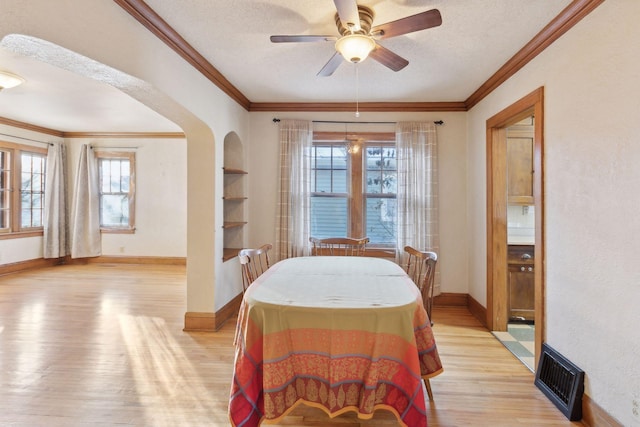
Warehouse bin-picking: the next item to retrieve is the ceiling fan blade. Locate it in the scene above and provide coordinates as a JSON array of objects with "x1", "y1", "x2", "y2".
[
  {"x1": 317, "y1": 52, "x2": 343, "y2": 77},
  {"x1": 270, "y1": 35, "x2": 337, "y2": 43},
  {"x1": 372, "y1": 9, "x2": 442, "y2": 39},
  {"x1": 334, "y1": 0, "x2": 361, "y2": 32},
  {"x1": 369, "y1": 43, "x2": 409, "y2": 72}
]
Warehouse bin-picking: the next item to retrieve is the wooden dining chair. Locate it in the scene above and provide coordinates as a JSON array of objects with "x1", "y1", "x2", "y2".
[
  {"x1": 238, "y1": 243, "x2": 272, "y2": 293},
  {"x1": 309, "y1": 237, "x2": 369, "y2": 256},
  {"x1": 403, "y1": 245, "x2": 438, "y2": 401},
  {"x1": 404, "y1": 246, "x2": 438, "y2": 324}
]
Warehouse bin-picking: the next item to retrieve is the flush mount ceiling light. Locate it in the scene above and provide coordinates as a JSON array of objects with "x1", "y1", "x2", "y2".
[
  {"x1": 0, "y1": 70, "x2": 25, "y2": 91},
  {"x1": 335, "y1": 34, "x2": 376, "y2": 63}
]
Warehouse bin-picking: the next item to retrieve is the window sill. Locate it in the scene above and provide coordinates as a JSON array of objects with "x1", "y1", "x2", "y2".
[
  {"x1": 0, "y1": 230, "x2": 44, "y2": 240},
  {"x1": 363, "y1": 247, "x2": 396, "y2": 258},
  {"x1": 101, "y1": 227, "x2": 136, "y2": 234}
]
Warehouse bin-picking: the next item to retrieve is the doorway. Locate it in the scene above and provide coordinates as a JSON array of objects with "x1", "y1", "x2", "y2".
[{"x1": 486, "y1": 87, "x2": 545, "y2": 370}]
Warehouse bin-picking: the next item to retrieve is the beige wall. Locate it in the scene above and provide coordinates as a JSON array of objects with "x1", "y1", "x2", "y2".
[{"x1": 466, "y1": 1, "x2": 640, "y2": 425}]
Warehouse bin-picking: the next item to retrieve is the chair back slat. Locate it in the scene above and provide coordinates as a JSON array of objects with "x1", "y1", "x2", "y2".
[
  {"x1": 309, "y1": 237, "x2": 369, "y2": 256},
  {"x1": 238, "y1": 244, "x2": 272, "y2": 293}
]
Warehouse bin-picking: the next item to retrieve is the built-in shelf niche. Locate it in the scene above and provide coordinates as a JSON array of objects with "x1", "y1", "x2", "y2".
[{"x1": 223, "y1": 133, "x2": 246, "y2": 262}]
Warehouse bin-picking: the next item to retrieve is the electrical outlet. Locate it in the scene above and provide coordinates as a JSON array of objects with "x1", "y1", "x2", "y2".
[
  {"x1": 119, "y1": 246, "x2": 125, "y2": 253},
  {"x1": 633, "y1": 398, "x2": 639, "y2": 420}
]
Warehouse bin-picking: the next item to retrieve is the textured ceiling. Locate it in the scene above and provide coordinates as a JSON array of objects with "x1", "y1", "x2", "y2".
[
  {"x1": 0, "y1": 41, "x2": 182, "y2": 134},
  {"x1": 142, "y1": 0, "x2": 572, "y2": 103},
  {"x1": 0, "y1": 0, "x2": 573, "y2": 133}
]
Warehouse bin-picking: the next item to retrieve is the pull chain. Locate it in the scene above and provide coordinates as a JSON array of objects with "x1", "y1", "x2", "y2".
[{"x1": 355, "y1": 62, "x2": 360, "y2": 118}]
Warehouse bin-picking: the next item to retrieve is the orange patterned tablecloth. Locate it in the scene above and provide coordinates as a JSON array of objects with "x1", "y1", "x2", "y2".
[{"x1": 229, "y1": 256, "x2": 442, "y2": 427}]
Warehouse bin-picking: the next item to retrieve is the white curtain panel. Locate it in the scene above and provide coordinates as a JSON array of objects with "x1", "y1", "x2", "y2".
[
  {"x1": 43, "y1": 142, "x2": 69, "y2": 258},
  {"x1": 70, "y1": 144, "x2": 101, "y2": 258},
  {"x1": 275, "y1": 119, "x2": 313, "y2": 260},
  {"x1": 396, "y1": 121, "x2": 441, "y2": 291}
]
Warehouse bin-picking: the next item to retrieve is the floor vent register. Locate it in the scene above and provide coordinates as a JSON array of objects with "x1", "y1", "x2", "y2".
[{"x1": 535, "y1": 343, "x2": 585, "y2": 421}]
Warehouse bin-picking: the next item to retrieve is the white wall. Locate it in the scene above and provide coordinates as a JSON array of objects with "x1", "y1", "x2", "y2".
[
  {"x1": 466, "y1": 1, "x2": 640, "y2": 425},
  {"x1": 247, "y1": 111, "x2": 469, "y2": 295}
]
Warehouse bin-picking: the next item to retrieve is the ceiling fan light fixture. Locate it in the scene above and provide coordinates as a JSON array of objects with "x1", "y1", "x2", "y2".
[
  {"x1": 0, "y1": 70, "x2": 25, "y2": 91},
  {"x1": 335, "y1": 34, "x2": 375, "y2": 63}
]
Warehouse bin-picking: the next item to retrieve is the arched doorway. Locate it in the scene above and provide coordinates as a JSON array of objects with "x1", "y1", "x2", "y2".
[{"x1": 0, "y1": 34, "x2": 218, "y2": 329}]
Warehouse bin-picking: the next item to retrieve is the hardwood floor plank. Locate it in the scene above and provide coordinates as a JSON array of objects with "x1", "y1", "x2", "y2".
[{"x1": 0, "y1": 264, "x2": 584, "y2": 426}]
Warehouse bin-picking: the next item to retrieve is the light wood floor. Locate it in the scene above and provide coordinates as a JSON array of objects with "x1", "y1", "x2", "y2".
[{"x1": 0, "y1": 263, "x2": 583, "y2": 427}]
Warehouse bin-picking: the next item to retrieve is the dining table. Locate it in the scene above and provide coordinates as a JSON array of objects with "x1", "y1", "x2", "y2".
[{"x1": 228, "y1": 256, "x2": 443, "y2": 427}]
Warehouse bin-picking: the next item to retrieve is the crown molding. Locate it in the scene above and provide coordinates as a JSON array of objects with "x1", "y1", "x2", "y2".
[
  {"x1": 4, "y1": 0, "x2": 607, "y2": 138},
  {"x1": 1, "y1": 116, "x2": 185, "y2": 139},
  {"x1": 464, "y1": 0, "x2": 605, "y2": 109},
  {"x1": 249, "y1": 101, "x2": 466, "y2": 113},
  {"x1": 63, "y1": 132, "x2": 185, "y2": 139},
  {"x1": 0, "y1": 116, "x2": 63, "y2": 137},
  {"x1": 113, "y1": 0, "x2": 251, "y2": 110},
  {"x1": 114, "y1": 0, "x2": 603, "y2": 114}
]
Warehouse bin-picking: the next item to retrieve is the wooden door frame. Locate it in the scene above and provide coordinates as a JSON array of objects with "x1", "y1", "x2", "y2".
[{"x1": 486, "y1": 87, "x2": 545, "y2": 368}]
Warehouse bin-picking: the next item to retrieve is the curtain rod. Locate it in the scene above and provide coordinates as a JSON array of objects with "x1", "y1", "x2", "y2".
[
  {"x1": 90, "y1": 146, "x2": 138, "y2": 150},
  {"x1": 0, "y1": 132, "x2": 54, "y2": 146},
  {"x1": 272, "y1": 118, "x2": 444, "y2": 125}
]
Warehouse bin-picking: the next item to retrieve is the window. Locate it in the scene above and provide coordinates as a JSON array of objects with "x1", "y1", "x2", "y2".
[
  {"x1": 21, "y1": 152, "x2": 46, "y2": 229},
  {"x1": 310, "y1": 132, "x2": 396, "y2": 247},
  {"x1": 364, "y1": 144, "x2": 397, "y2": 245},
  {"x1": 0, "y1": 141, "x2": 47, "y2": 237},
  {"x1": 96, "y1": 152, "x2": 135, "y2": 233},
  {"x1": 310, "y1": 144, "x2": 349, "y2": 237}
]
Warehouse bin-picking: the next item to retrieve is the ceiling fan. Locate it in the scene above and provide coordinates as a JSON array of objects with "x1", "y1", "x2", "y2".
[{"x1": 270, "y1": 0, "x2": 442, "y2": 76}]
